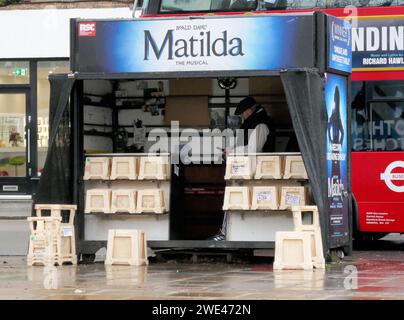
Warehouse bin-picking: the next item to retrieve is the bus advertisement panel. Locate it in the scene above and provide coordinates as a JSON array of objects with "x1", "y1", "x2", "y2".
[
  {"x1": 352, "y1": 152, "x2": 404, "y2": 232},
  {"x1": 352, "y1": 16, "x2": 404, "y2": 72}
]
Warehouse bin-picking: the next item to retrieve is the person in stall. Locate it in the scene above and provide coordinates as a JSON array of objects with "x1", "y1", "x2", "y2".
[
  {"x1": 227, "y1": 96, "x2": 275, "y2": 154},
  {"x1": 208, "y1": 96, "x2": 275, "y2": 241}
]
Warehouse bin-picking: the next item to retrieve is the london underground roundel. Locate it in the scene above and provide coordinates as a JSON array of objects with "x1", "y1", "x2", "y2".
[{"x1": 380, "y1": 161, "x2": 404, "y2": 193}]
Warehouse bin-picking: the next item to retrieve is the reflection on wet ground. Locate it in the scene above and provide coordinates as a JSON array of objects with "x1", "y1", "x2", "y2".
[{"x1": 2, "y1": 236, "x2": 404, "y2": 300}]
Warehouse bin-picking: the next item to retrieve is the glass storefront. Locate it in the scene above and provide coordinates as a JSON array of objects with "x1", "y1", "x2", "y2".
[
  {"x1": 0, "y1": 93, "x2": 27, "y2": 177},
  {"x1": 0, "y1": 61, "x2": 29, "y2": 85},
  {"x1": 0, "y1": 59, "x2": 69, "y2": 195}
]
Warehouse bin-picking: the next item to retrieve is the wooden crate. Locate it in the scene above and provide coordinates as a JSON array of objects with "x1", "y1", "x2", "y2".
[
  {"x1": 34, "y1": 204, "x2": 77, "y2": 265},
  {"x1": 279, "y1": 186, "x2": 306, "y2": 210},
  {"x1": 84, "y1": 157, "x2": 110, "y2": 180},
  {"x1": 136, "y1": 189, "x2": 166, "y2": 214},
  {"x1": 59, "y1": 225, "x2": 77, "y2": 265},
  {"x1": 283, "y1": 155, "x2": 308, "y2": 179},
  {"x1": 35, "y1": 204, "x2": 77, "y2": 225},
  {"x1": 105, "y1": 229, "x2": 148, "y2": 266},
  {"x1": 292, "y1": 206, "x2": 320, "y2": 230},
  {"x1": 138, "y1": 156, "x2": 168, "y2": 180},
  {"x1": 222, "y1": 187, "x2": 250, "y2": 211},
  {"x1": 251, "y1": 186, "x2": 279, "y2": 210},
  {"x1": 110, "y1": 189, "x2": 137, "y2": 214},
  {"x1": 255, "y1": 156, "x2": 283, "y2": 179},
  {"x1": 85, "y1": 189, "x2": 111, "y2": 214},
  {"x1": 292, "y1": 206, "x2": 324, "y2": 269},
  {"x1": 273, "y1": 231, "x2": 313, "y2": 270},
  {"x1": 110, "y1": 157, "x2": 138, "y2": 180},
  {"x1": 27, "y1": 217, "x2": 62, "y2": 267},
  {"x1": 224, "y1": 156, "x2": 254, "y2": 180}
]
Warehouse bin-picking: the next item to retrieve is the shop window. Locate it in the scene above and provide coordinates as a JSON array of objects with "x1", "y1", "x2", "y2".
[
  {"x1": 37, "y1": 61, "x2": 70, "y2": 175},
  {"x1": 0, "y1": 61, "x2": 29, "y2": 85},
  {"x1": 0, "y1": 93, "x2": 27, "y2": 177}
]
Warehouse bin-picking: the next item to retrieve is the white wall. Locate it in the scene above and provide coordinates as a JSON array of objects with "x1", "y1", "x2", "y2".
[{"x1": 0, "y1": 8, "x2": 133, "y2": 59}]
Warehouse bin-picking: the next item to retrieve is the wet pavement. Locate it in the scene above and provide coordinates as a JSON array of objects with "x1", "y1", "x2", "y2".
[{"x1": 1, "y1": 235, "x2": 404, "y2": 300}]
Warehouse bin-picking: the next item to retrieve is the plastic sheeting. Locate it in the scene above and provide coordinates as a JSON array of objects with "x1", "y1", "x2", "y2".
[
  {"x1": 281, "y1": 69, "x2": 329, "y2": 253},
  {"x1": 34, "y1": 76, "x2": 76, "y2": 205}
]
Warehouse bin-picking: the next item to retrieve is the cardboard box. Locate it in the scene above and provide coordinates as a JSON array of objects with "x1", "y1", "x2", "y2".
[
  {"x1": 165, "y1": 96, "x2": 210, "y2": 126},
  {"x1": 249, "y1": 77, "x2": 284, "y2": 95},
  {"x1": 169, "y1": 79, "x2": 212, "y2": 96}
]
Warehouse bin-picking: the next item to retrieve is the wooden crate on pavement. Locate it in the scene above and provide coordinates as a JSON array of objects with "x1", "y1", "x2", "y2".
[
  {"x1": 292, "y1": 206, "x2": 325, "y2": 269},
  {"x1": 273, "y1": 231, "x2": 313, "y2": 270},
  {"x1": 27, "y1": 216, "x2": 62, "y2": 267},
  {"x1": 105, "y1": 229, "x2": 148, "y2": 266},
  {"x1": 33, "y1": 204, "x2": 78, "y2": 266}
]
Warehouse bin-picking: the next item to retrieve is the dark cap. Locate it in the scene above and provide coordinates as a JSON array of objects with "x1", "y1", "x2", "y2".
[{"x1": 235, "y1": 96, "x2": 257, "y2": 115}]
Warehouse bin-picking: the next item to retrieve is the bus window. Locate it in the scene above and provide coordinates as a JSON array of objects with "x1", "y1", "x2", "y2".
[
  {"x1": 285, "y1": 0, "x2": 398, "y2": 9},
  {"x1": 159, "y1": 0, "x2": 258, "y2": 12},
  {"x1": 152, "y1": 0, "x2": 400, "y2": 14},
  {"x1": 262, "y1": 0, "x2": 287, "y2": 9},
  {"x1": 371, "y1": 81, "x2": 404, "y2": 100},
  {"x1": 371, "y1": 102, "x2": 404, "y2": 151},
  {"x1": 352, "y1": 82, "x2": 371, "y2": 151},
  {"x1": 282, "y1": 0, "x2": 397, "y2": 9}
]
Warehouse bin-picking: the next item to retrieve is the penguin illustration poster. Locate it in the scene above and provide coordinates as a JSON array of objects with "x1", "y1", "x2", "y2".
[{"x1": 325, "y1": 73, "x2": 349, "y2": 244}]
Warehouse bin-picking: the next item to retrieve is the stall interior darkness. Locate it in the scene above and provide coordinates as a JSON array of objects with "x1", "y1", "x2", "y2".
[{"x1": 82, "y1": 77, "x2": 300, "y2": 240}]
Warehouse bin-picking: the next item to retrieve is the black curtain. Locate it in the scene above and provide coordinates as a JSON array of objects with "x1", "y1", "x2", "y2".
[
  {"x1": 34, "y1": 77, "x2": 76, "y2": 205},
  {"x1": 280, "y1": 69, "x2": 329, "y2": 254}
]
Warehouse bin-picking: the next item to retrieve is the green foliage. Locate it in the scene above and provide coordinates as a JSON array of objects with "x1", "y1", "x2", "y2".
[
  {"x1": 9, "y1": 156, "x2": 26, "y2": 166},
  {"x1": 0, "y1": 0, "x2": 23, "y2": 7}
]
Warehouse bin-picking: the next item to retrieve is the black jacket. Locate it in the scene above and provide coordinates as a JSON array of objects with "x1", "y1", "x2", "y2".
[{"x1": 239, "y1": 106, "x2": 275, "y2": 152}]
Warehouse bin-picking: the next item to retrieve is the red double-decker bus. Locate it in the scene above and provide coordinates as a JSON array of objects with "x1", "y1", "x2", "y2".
[{"x1": 136, "y1": 0, "x2": 404, "y2": 241}]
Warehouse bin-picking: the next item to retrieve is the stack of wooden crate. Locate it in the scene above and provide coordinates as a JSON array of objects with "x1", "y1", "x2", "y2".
[
  {"x1": 273, "y1": 205, "x2": 325, "y2": 270},
  {"x1": 84, "y1": 156, "x2": 169, "y2": 214},
  {"x1": 27, "y1": 204, "x2": 77, "y2": 266},
  {"x1": 27, "y1": 216, "x2": 62, "y2": 267},
  {"x1": 223, "y1": 154, "x2": 309, "y2": 211}
]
